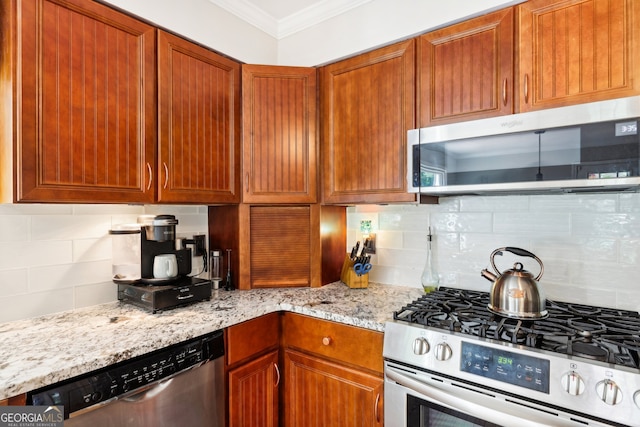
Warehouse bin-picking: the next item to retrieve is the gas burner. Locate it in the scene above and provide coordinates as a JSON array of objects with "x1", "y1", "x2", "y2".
[{"x1": 393, "y1": 287, "x2": 640, "y2": 369}]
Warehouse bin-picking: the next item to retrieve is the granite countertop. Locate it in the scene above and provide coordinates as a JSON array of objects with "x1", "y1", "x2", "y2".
[{"x1": 0, "y1": 281, "x2": 422, "y2": 400}]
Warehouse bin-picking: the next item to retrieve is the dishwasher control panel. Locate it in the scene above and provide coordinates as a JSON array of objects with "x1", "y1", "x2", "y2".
[{"x1": 28, "y1": 330, "x2": 224, "y2": 418}]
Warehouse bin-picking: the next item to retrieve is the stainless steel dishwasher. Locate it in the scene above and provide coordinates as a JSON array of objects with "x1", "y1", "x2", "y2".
[{"x1": 28, "y1": 330, "x2": 225, "y2": 426}]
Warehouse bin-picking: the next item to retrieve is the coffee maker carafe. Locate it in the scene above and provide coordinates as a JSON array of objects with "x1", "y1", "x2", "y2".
[{"x1": 137, "y1": 214, "x2": 192, "y2": 282}]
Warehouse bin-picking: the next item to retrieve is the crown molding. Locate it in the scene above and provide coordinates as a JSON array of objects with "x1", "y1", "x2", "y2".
[
  {"x1": 278, "y1": 0, "x2": 372, "y2": 39},
  {"x1": 209, "y1": 0, "x2": 279, "y2": 37},
  {"x1": 208, "y1": 0, "x2": 372, "y2": 39}
]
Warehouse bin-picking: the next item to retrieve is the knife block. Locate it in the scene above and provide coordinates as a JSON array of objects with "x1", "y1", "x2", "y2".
[{"x1": 340, "y1": 255, "x2": 369, "y2": 289}]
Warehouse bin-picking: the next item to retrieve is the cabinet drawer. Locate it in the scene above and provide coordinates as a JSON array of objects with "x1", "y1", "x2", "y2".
[
  {"x1": 226, "y1": 313, "x2": 279, "y2": 366},
  {"x1": 282, "y1": 313, "x2": 383, "y2": 374}
]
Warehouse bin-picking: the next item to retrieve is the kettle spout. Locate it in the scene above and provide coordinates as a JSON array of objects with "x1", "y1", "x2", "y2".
[{"x1": 481, "y1": 269, "x2": 497, "y2": 282}]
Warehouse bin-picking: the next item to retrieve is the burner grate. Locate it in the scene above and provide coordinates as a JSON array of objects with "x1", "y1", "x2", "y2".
[{"x1": 393, "y1": 287, "x2": 640, "y2": 369}]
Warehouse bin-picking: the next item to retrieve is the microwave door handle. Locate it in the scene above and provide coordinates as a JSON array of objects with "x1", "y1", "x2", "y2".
[{"x1": 386, "y1": 366, "x2": 583, "y2": 427}]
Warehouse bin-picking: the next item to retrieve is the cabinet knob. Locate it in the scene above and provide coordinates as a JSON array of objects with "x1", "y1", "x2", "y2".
[{"x1": 322, "y1": 336, "x2": 332, "y2": 346}]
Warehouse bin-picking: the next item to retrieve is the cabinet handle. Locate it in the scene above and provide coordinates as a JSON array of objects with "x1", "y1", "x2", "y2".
[
  {"x1": 374, "y1": 393, "x2": 381, "y2": 423},
  {"x1": 163, "y1": 162, "x2": 169, "y2": 189},
  {"x1": 274, "y1": 363, "x2": 280, "y2": 387},
  {"x1": 244, "y1": 173, "x2": 249, "y2": 192},
  {"x1": 322, "y1": 336, "x2": 332, "y2": 346},
  {"x1": 524, "y1": 74, "x2": 529, "y2": 104},
  {"x1": 502, "y1": 78, "x2": 507, "y2": 106},
  {"x1": 146, "y1": 163, "x2": 153, "y2": 191}
]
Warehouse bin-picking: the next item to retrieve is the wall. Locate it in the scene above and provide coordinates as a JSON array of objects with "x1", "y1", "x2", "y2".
[
  {"x1": 347, "y1": 193, "x2": 640, "y2": 312},
  {"x1": 0, "y1": 204, "x2": 208, "y2": 323},
  {"x1": 101, "y1": 0, "x2": 278, "y2": 64},
  {"x1": 278, "y1": 0, "x2": 524, "y2": 66}
]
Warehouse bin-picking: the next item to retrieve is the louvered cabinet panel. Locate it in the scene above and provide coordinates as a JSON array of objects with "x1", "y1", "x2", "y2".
[
  {"x1": 157, "y1": 30, "x2": 240, "y2": 203},
  {"x1": 321, "y1": 40, "x2": 416, "y2": 204},
  {"x1": 242, "y1": 65, "x2": 317, "y2": 203},
  {"x1": 518, "y1": 0, "x2": 640, "y2": 111},
  {"x1": 418, "y1": 7, "x2": 514, "y2": 126},
  {"x1": 14, "y1": 0, "x2": 156, "y2": 203},
  {"x1": 249, "y1": 206, "x2": 313, "y2": 288}
]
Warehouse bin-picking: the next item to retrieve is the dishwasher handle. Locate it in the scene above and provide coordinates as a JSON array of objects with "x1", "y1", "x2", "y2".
[{"x1": 386, "y1": 365, "x2": 591, "y2": 427}]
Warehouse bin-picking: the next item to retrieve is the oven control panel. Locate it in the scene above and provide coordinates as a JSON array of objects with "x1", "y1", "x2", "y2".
[{"x1": 460, "y1": 341, "x2": 550, "y2": 393}]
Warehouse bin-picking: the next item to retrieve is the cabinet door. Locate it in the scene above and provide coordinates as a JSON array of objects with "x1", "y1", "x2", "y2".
[
  {"x1": 418, "y1": 7, "x2": 514, "y2": 126},
  {"x1": 283, "y1": 349, "x2": 383, "y2": 427},
  {"x1": 157, "y1": 30, "x2": 241, "y2": 203},
  {"x1": 242, "y1": 65, "x2": 317, "y2": 203},
  {"x1": 14, "y1": 0, "x2": 156, "y2": 203},
  {"x1": 518, "y1": 0, "x2": 640, "y2": 111},
  {"x1": 321, "y1": 40, "x2": 416, "y2": 204},
  {"x1": 228, "y1": 350, "x2": 279, "y2": 427},
  {"x1": 246, "y1": 205, "x2": 319, "y2": 289}
]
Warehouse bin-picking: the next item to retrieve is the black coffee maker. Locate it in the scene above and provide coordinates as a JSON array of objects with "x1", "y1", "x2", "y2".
[{"x1": 137, "y1": 214, "x2": 192, "y2": 282}]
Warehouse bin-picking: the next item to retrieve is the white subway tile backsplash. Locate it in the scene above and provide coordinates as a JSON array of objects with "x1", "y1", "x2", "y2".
[
  {"x1": 572, "y1": 213, "x2": 640, "y2": 237},
  {"x1": 494, "y1": 212, "x2": 571, "y2": 235},
  {"x1": 347, "y1": 193, "x2": 640, "y2": 311},
  {"x1": 0, "y1": 289, "x2": 74, "y2": 323},
  {"x1": 432, "y1": 212, "x2": 493, "y2": 233},
  {"x1": 619, "y1": 239, "x2": 640, "y2": 264},
  {"x1": 460, "y1": 195, "x2": 529, "y2": 212},
  {"x1": 530, "y1": 194, "x2": 618, "y2": 213},
  {"x1": 0, "y1": 204, "x2": 209, "y2": 322},
  {"x1": 0, "y1": 269, "x2": 28, "y2": 297},
  {"x1": 0, "y1": 216, "x2": 29, "y2": 242},
  {"x1": 31, "y1": 215, "x2": 112, "y2": 240},
  {"x1": 73, "y1": 238, "x2": 112, "y2": 263},
  {"x1": 29, "y1": 260, "x2": 112, "y2": 292},
  {"x1": 74, "y1": 281, "x2": 118, "y2": 309}
]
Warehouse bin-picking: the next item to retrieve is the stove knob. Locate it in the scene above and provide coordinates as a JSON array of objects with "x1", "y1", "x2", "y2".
[
  {"x1": 595, "y1": 379, "x2": 623, "y2": 405},
  {"x1": 634, "y1": 391, "x2": 640, "y2": 409},
  {"x1": 435, "y1": 342, "x2": 452, "y2": 361},
  {"x1": 413, "y1": 337, "x2": 430, "y2": 355},
  {"x1": 561, "y1": 371, "x2": 585, "y2": 396}
]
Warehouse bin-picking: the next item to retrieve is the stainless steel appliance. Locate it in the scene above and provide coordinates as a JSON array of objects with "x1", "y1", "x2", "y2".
[
  {"x1": 28, "y1": 330, "x2": 225, "y2": 426},
  {"x1": 407, "y1": 96, "x2": 640, "y2": 195},
  {"x1": 383, "y1": 287, "x2": 640, "y2": 426}
]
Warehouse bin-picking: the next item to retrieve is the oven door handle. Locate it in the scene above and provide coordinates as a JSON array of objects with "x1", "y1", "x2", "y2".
[{"x1": 386, "y1": 366, "x2": 581, "y2": 427}]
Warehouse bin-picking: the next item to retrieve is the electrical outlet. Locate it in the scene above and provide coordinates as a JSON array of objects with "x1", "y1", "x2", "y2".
[{"x1": 192, "y1": 235, "x2": 206, "y2": 257}]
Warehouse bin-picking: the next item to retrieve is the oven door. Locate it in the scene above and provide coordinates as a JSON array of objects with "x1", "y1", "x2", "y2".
[{"x1": 384, "y1": 362, "x2": 613, "y2": 427}]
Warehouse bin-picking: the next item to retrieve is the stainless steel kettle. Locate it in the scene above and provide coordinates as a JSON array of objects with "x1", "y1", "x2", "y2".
[{"x1": 481, "y1": 247, "x2": 547, "y2": 319}]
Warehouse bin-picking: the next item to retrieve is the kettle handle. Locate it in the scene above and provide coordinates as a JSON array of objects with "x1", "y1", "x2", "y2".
[{"x1": 490, "y1": 247, "x2": 544, "y2": 281}]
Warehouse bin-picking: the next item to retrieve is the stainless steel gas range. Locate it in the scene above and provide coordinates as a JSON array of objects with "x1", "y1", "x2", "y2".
[{"x1": 383, "y1": 287, "x2": 640, "y2": 427}]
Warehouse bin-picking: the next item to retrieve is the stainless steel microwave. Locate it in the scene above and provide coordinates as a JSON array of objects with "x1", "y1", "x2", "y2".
[{"x1": 407, "y1": 96, "x2": 640, "y2": 195}]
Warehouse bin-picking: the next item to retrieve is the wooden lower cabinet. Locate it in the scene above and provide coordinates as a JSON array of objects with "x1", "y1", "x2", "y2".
[
  {"x1": 226, "y1": 313, "x2": 280, "y2": 427},
  {"x1": 228, "y1": 350, "x2": 279, "y2": 427},
  {"x1": 282, "y1": 313, "x2": 384, "y2": 427},
  {"x1": 283, "y1": 349, "x2": 383, "y2": 427}
]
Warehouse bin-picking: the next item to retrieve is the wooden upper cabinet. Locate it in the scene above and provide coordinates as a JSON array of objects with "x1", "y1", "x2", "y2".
[
  {"x1": 517, "y1": 0, "x2": 640, "y2": 111},
  {"x1": 418, "y1": 7, "x2": 515, "y2": 126},
  {"x1": 321, "y1": 40, "x2": 416, "y2": 204},
  {"x1": 157, "y1": 30, "x2": 241, "y2": 204},
  {"x1": 242, "y1": 65, "x2": 317, "y2": 204},
  {"x1": 12, "y1": 0, "x2": 157, "y2": 203}
]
